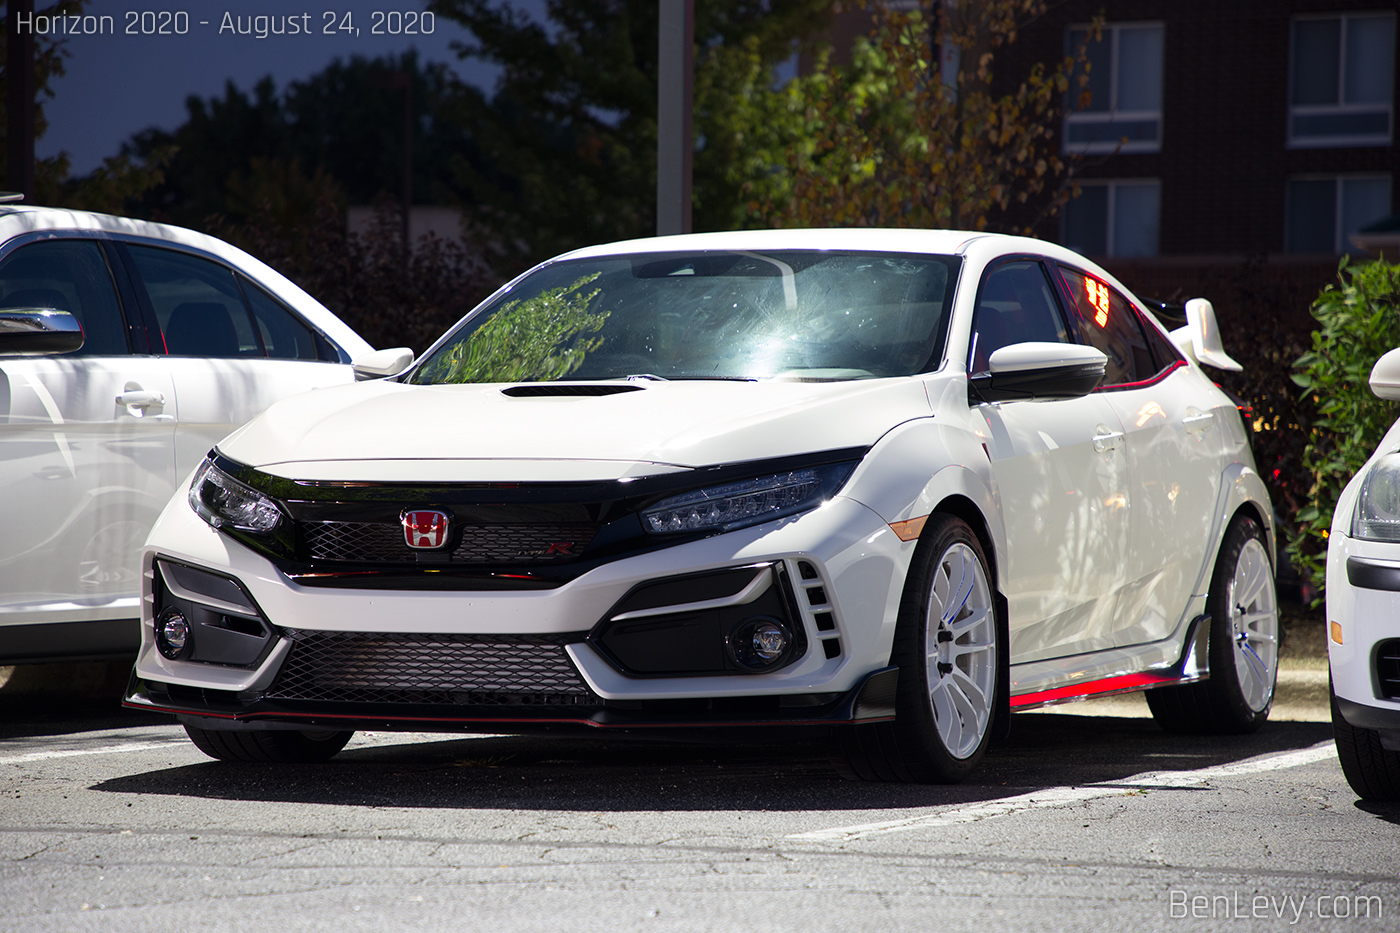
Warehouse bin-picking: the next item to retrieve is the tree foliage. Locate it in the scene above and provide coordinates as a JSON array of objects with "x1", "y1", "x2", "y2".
[
  {"x1": 428, "y1": 0, "x2": 833, "y2": 269},
  {"x1": 1289, "y1": 258, "x2": 1400, "y2": 594},
  {"x1": 748, "y1": 0, "x2": 1098, "y2": 232},
  {"x1": 119, "y1": 53, "x2": 476, "y2": 227}
]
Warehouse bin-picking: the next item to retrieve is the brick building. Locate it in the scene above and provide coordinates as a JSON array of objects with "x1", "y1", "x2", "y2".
[{"x1": 820, "y1": 1, "x2": 1397, "y2": 262}]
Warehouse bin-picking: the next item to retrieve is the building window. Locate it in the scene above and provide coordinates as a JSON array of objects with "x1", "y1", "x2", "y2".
[
  {"x1": 1285, "y1": 175, "x2": 1392, "y2": 254},
  {"x1": 1289, "y1": 13, "x2": 1395, "y2": 148},
  {"x1": 1064, "y1": 23, "x2": 1164, "y2": 154},
  {"x1": 1061, "y1": 180, "x2": 1160, "y2": 258}
]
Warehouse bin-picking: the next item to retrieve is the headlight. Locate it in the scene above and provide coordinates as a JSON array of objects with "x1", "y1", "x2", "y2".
[
  {"x1": 188, "y1": 459, "x2": 284, "y2": 533},
  {"x1": 1353, "y1": 452, "x2": 1400, "y2": 541},
  {"x1": 641, "y1": 462, "x2": 854, "y2": 535}
]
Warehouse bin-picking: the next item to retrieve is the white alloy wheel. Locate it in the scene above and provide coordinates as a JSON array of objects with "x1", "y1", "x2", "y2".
[
  {"x1": 1226, "y1": 536, "x2": 1279, "y2": 713},
  {"x1": 925, "y1": 542, "x2": 998, "y2": 759}
]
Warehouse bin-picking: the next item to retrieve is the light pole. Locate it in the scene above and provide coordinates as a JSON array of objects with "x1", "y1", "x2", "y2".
[{"x1": 655, "y1": 0, "x2": 693, "y2": 236}]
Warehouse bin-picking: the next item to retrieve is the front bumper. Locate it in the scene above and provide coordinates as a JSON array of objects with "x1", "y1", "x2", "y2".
[
  {"x1": 129, "y1": 493, "x2": 914, "y2": 726},
  {"x1": 1325, "y1": 536, "x2": 1400, "y2": 724}
]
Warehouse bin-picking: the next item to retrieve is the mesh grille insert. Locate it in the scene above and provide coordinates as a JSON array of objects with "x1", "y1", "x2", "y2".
[
  {"x1": 267, "y1": 629, "x2": 598, "y2": 705},
  {"x1": 302, "y1": 522, "x2": 599, "y2": 564}
]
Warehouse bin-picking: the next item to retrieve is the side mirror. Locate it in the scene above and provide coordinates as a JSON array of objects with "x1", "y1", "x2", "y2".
[
  {"x1": 352, "y1": 347, "x2": 414, "y2": 380},
  {"x1": 1169, "y1": 298, "x2": 1241, "y2": 371},
  {"x1": 1370, "y1": 348, "x2": 1400, "y2": 401},
  {"x1": 970, "y1": 342, "x2": 1107, "y2": 403},
  {"x1": 0, "y1": 308, "x2": 84, "y2": 356}
]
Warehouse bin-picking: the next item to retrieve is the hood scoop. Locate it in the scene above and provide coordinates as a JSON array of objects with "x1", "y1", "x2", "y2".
[{"x1": 501, "y1": 384, "x2": 645, "y2": 398}]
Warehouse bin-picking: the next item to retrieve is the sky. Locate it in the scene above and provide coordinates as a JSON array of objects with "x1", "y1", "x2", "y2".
[{"x1": 37, "y1": 0, "x2": 516, "y2": 174}]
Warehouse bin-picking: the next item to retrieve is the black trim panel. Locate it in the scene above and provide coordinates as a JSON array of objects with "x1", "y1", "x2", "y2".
[
  {"x1": 1346, "y1": 556, "x2": 1400, "y2": 592},
  {"x1": 0, "y1": 619, "x2": 139, "y2": 664},
  {"x1": 1335, "y1": 694, "x2": 1400, "y2": 731},
  {"x1": 208, "y1": 446, "x2": 868, "y2": 590}
]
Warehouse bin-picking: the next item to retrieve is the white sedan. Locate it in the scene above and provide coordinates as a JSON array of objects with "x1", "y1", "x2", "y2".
[
  {"x1": 1325, "y1": 349, "x2": 1400, "y2": 801},
  {"x1": 126, "y1": 229, "x2": 1277, "y2": 782},
  {"x1": 0, "y1": 205, "x2": 407, "y2": 665}
]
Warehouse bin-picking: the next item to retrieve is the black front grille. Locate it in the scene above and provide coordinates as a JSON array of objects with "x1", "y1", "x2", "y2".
[
  {"x1": 266, "y1": 630, "x2": 598, "y2": 705},
  {"x1": 302, "y1": 522, "x2": 599, "y2": 564},
  {"x1": 1377, "y1": 639, "x2": 1400, "y2": 699}
]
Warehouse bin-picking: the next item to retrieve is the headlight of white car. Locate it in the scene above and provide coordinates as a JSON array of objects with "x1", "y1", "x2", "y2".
[
  {"x1": 188, "y1": 459, "x2": 284, "y2": 533},
  {"x1": 641, "y1": 463, "x2": 854, "y2": 534},
  {"x1": 1352, "y1": 452, "x2": 1400, "y2": 541}
]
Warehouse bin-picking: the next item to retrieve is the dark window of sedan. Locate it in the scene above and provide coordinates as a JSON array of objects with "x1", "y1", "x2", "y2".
[
  {"x1": 238, "y1": 276, "x2": 336, "y2": 361},
  {"x1": 968, "y1": 260, "x2": 1071, "y2": 375},
  {"x1": 1057, "y1": 265, "x2": 1159, "y2": 386},
  {"x1": 0, "y1": 240, "x2": 130, "y2": 356},
  {"x1": 129, "y1": 246, "x2": 261, "y2": 357},
  {"x1": 409, "y1": 251, "x2": 960, "y2": 384}
]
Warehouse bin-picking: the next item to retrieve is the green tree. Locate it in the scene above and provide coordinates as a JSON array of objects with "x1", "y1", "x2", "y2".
[
  {"x1": 428, "y1": 0, "x2": 833, "y2": 268},
  {"x1": 748, "y1": 0, "x2": 1098, "y2": 232},
  {"x1": 1289, "y1": 258, "x2": 1400, "y2": 595}
]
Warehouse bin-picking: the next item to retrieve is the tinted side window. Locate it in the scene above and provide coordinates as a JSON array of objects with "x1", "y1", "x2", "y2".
[
  {"x1": 0, "y1": 240, "x2": 129, "y2": 356},
  {"x1": 968, "y1": 260, "x2": 1070, "y2": 375},
  {"x1": 128, "y1": 246, "x2": 259, "y2": 358},
  {"x1": 240, "y1": 276, "x2": 321, "y2": 361},
  {"x1": 1058, "y1": 265, "x2": 1155, "y2": 386},
  {"x1": 1138, "y1": 308, "x2": 1185, "y2": 372}
]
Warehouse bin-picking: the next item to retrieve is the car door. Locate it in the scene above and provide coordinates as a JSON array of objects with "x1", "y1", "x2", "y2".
[
  {"x1": 0, "y1": 238, "x2": 178, "y2": 630},
  {"x1": 1056, "y1": 264, "x2": 1225, "y2": 646},
  {"x1": 120, "y1": 243, "x2": 357, "y2": 476},
  {"x1": 968, "y1": 258, "x2": 1131, "y2": 664}
]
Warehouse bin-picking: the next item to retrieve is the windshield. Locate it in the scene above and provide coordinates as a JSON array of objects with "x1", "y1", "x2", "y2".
[{"x1": 408, "y1": 250, "x2": 960, "y2": 384}]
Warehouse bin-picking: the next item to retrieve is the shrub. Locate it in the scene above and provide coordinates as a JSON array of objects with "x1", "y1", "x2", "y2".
[{"x1": 1289, "y1": 257, "x2": 1400, "y2": 594}]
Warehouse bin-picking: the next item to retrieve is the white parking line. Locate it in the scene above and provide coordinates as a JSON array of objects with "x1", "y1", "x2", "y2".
[
  {"x1": 0, "y1": 740, "x2": 190, "y2": 765},
  {"x1": 789, "y1": 743, "x2": 1337, "y2": 843}
]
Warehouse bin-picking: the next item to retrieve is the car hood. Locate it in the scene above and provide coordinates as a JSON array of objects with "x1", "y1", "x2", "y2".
[{"x1": 218, "y1": 378, "x2": 934, "y2": 482}]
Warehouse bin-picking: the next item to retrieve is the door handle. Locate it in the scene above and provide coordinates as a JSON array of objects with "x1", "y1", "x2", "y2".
[
  {"x1": 117, "y1": 389, "x2": 165, "y2": 411},
  {"x1": 1092, "y1": 426, "x2": 1123, "y2": 453},
  {"x1": 1182, "y1": 409, "x2": 1214, "y2": 434}
]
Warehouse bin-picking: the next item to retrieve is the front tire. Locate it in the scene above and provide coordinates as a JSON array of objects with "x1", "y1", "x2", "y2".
[
  {"x1": 185, "y1": 724, "x2": 354, "y2": 763},
  {"x1": 829, "y1": 514, "x2": 1001, "y2": 783},
  {"x1": 1146, "y1": 514, "x2": 1278, "y2": 734},
  {"x1": 1331, "y1": 680, "x2": 1400, "y2": 802}
]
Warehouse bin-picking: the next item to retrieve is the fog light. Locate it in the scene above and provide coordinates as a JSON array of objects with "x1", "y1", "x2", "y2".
[
  {"x1": 728, "y1": 616, "x2": 792, "y2": 671},
  {"x1": 156, "y1": 609, "x2": 191, "y2": 660}
]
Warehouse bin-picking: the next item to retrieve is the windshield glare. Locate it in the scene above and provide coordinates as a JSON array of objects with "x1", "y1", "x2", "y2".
[{"x1": 409, "y1": 250, "x2": 959, "y2": 385}]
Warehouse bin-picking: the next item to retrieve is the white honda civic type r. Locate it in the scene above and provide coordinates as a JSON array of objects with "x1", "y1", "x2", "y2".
[{"x1": 126, "y1": 229, "x2": 1278, "y2": 782}]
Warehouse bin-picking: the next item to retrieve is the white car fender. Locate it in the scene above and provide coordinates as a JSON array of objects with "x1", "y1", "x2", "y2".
[
  {"x1": 1192, "y1": 460, "x2": 1276, "y2": 601},
  {"x1": 838, "y1": 415, "x2": 1005, "y2": 586}
]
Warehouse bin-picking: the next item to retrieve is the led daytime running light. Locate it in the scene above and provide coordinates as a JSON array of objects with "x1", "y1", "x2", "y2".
[{"x1": 642, "y1": 465, "x2": 848, "y2": 534}]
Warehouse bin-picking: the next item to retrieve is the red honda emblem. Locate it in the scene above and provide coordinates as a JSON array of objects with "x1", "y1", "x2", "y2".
[{"x1": 402, "y1": 510, "x2": 451, "y2": 549}]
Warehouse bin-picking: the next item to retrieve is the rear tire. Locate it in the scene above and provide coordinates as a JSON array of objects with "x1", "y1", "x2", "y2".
[
  {"x1": 184, "y1": 724, "x2": 354, "y2": 763},
  {"x1": 1331, "y1": 679, "x2": 1400, "y2": 802},
  {"x1": 1146, "y1": 514, "x2": 1278, "y2": 734},
  {"x1": 828, "y1": 514, "x2": 1001, "y2": 783}
]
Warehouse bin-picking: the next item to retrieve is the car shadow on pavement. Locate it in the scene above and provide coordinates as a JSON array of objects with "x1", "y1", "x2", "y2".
[{"x1": 87, "y1": 713, "x2": 1336, "y2": 813}]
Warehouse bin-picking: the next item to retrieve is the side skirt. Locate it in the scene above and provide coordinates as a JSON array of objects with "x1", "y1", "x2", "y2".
[{"x1": 1009, "y1": 613, "x2": 1211, "y2": 711}]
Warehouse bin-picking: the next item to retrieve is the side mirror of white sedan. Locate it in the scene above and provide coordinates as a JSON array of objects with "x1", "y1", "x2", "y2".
[
  {"x1": 1169, "y1": 298, "x2": 1242, "y2": 372},
  {"x1": 1370, "y1": 348, "x2": 1400, "y2": 401},
  {"x1": 352, "y1": 347, "x2": 414, "y2": 381}
]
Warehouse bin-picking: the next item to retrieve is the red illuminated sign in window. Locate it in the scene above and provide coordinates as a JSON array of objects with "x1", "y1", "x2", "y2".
[{"x1": 1085, "y1": 276, "x2": 1111, "y2": 327}]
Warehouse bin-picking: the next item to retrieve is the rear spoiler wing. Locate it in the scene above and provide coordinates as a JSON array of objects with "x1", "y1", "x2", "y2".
[{"x1": 1169, "y1": 298, "x2": 1242, "y2": 372}]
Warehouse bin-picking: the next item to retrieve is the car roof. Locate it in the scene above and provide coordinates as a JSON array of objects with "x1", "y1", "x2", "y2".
[
  {"x1": 0, "y1": 205, "x2": 374, "y2": 357},
  {"x1": 557, "y1": 227, "x2": 1069, "y2": 262}
]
